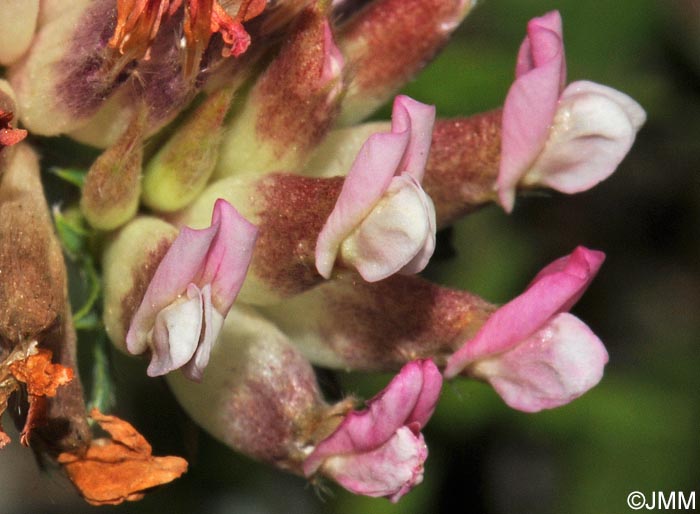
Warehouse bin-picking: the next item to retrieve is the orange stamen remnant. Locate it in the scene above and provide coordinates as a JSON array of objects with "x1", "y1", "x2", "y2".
[
  {"x1": 109, "y1": 0, "x2": 267, "y2": 76},
  {"x1": 0, "y1": 344, "x2": 74, "y2": 448},
  {"x1": 108, "y1": 0, "x2": 182, "y2": 62},
  {"x1": 211, "y1": 0, "x2": 267, "y2": 57},
  {"x1": 0, "y1": 110, "x2": 28, "y2": 150},
  {"x1": 58, "y1": 409, "x2": 188, "y2": 506}
]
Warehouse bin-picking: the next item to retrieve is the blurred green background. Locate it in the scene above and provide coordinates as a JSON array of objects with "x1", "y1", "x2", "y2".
[{"x1": 2, "y1": 0, "x2": 698, "y2": 513}]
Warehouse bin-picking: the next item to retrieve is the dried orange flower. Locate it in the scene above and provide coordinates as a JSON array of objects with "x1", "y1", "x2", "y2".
[
  {"x1": 58, "y1": 409, "x2": 188, "y2": 506},
  {"x1": 0, "y1": 343, "x2": 74, "y2": 447}
]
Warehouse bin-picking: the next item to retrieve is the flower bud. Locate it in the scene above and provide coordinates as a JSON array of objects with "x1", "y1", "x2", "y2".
[
  {"x1": 0, "y1": 0, "x2": 39, "y2": 65},
  {"x1": 142, "y1": 88, "x2": 235, "y2": 212},
  {"x1": 215, "y1": 5, "x2": 345, "y2": 178},
  {"x1": 0, "y1": 144, "x2": 66, "y2": 342},
  {"x1": 337, "y1": 0, "x2": 474, "y2": 124},
  {"x1": 444, "y1": 247, "x2": 609, "y2": 412},
  {"x1": 80, "y1": 112, "x2": 145, "y2": 231}
]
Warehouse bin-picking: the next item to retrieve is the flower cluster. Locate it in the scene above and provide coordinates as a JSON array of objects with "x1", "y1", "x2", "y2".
[{"x1": 0, "y1": 0, "x2": 644, "y2": 505}]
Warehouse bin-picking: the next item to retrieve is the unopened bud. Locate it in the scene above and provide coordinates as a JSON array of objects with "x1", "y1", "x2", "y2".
[
  {"x1": 215, "y1": 5, "x2": 344, "y2": 178},
  {"x1": 80, "y1": 113, "x2": 145, "y2": 230},
  {"x1": 0, "y1": 143, "x2": 91, "y2": 453},
  {"x1": 167, "y1": 306, "x2": 329, "y2": 472},
  {"x1": 0, "y1": 144, "x2": 66, "y2": 343},
  {"x1": 337, "y1": 0, "x2": 474, "y2": 124},
  {"x1": 0, "y1": 0, "x2": 39, "y2": 65},
  {"x1": 142, "y1": 88, "x2": 235, "y2": 212}
]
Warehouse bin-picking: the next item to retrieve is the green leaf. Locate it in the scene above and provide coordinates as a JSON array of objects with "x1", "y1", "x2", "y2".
[
  {"x1": 72, "y1": 255, "x2": 102, "y2": 326},
  {"x1": 54, "y1": 207, "x2": 89, "y2": 257},
  {"x1": 49, "y1": 167, "x2": 88, "y2": 188},
  {"x1": 87, "y1": 330, "x2": 115, "y2": 415}
]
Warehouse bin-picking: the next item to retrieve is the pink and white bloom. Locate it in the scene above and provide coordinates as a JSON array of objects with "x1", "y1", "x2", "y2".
[
  {"x1": 444, "y1": 246, "x2": 609, "y2": 412},
  {"x1": 497, "y1": 11, "x2": 646, "y2": 212},
  {"x1": 126, "y1": 199, "x2": 257, "y2": 380},
  {"x1": 303, "y1": 359, "x2": 442, "y2": 502},
  {"x1": 315, "y1": 95, "x2": 437, "y2": 282}
]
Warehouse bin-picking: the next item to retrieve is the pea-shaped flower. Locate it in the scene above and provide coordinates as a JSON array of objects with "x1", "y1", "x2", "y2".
[{"x1": 127, "y1": 199, "x2": 257, "y2": 380}]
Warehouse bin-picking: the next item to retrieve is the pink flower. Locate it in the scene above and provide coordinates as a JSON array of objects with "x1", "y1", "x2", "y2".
[
  {"x1": 498, "y1": 11, "x2": 645, "y2": 212},
  {"x1": 315, "y1": 95, "x2": 437, "y2": 282},
  {"x1": 303, "y1": 359, "x2": 442, "y2": 502},
  {"x1": 444, "y1": 247, "x2": 609, "y2": 412},
  {"x1": 126, "y1": 199, "x2": 257, "y2": 380}
]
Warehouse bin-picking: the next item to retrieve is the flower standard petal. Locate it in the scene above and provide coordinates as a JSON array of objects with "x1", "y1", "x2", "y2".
[
  {"x1": 315, "y1": 129, "x2": 408, "y2": 278},
  {"x1": 498, "y1": 11, "x2": 566, "y2": 212},
  {"x1": 199, "y1": 198, "x2": 258, "y2": 315}
]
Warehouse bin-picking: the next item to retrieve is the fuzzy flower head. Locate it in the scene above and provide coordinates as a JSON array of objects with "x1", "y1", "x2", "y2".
[{"x1": 1, "y1": 1, "x2": 650, "y2": 505}]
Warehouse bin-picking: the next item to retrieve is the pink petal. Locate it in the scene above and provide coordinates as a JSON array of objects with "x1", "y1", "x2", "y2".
[
  {"x1": 303, "y1": 359, "x2": 441, "y2": 475},
  {"x1": 147, "y1": 283, "x2": 204, "y2": 377},
  {"x1": 523, "y1": 80, "x2": 646, "y2": 194},
  {"x1": 405, "y1": 359, "x2": 443, "y2": 426},
  {"x1": 199, "y1": 198, "x2": 258, "y2": 314},
  {"x1": 392, "y1": 95, "x2": 436, "y2": 181},
  {"x1": 320, "y1": 426, "x2": 427, "y2": 503},
  {"x1": 472, "y1": 312, "x2": 609, "y2": 412},
  {"x1": 498, "y1": 11, "x2": 566, "y2": 213},
  {"x1": 444, "y1": 246, "x2": 604, "y2": 378},
  {"x1": 126, "y1": 223, "x2": 218, "y2": 356},
  {"x1": 315, "y1": 95, "x2": 435, "y2": 278}
]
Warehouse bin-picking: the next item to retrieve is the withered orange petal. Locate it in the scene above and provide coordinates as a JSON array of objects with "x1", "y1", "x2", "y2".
[{"x1": 9, "y1": 349, "x2": 74, "y2": 397}]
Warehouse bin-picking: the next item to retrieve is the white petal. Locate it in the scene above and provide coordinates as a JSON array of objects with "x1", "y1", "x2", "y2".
[
  {"x1": 524, "y1": 80, "x2": 646, "y2": 193},
  {"x1": 339, "y1": 175, "x2": 436, "y2": 282}
]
